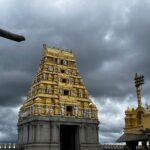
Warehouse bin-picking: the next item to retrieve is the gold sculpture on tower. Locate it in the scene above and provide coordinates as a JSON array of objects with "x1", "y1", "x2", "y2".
[
  {"x1": 117, "y1": 74, "x2": 150, "y2": 149},
  {"x1": 18, "y1": 44, "x2": 98, "y2": 122},
  {"x1": 124, "y1": 73, "x2": 145, "y2": 134}
]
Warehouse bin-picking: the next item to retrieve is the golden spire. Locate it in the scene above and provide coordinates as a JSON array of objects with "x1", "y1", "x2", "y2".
[
  {"x1": 18, "y1": 45, "x2": 98, "y2": 122},
  {"x1": 134, "y1": 73, "x2": 144, "y2": 107}
]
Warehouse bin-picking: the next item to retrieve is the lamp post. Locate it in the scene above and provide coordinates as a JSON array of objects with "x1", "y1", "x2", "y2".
[
  {"x1": 134, "y1": 73, "x2": 144, "y2": 107},
  {"x1": 0, "y1": 28, "x2": 25, "y2": 42}
]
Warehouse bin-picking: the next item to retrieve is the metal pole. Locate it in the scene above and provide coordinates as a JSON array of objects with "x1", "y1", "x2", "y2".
[
  {"x1": 0, "y1": 28, "x2": 25, "y2": 42},
  {"x1": 134, "y1": 73, "x2": 144, "y2": 107}
]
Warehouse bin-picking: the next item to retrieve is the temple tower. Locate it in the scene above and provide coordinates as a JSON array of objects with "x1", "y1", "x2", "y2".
[
  {"x1": 117, "y1": 74, "x2": 150, "y2": 149},
  {"x1": 18, "y1": 44, "x2": 100, "y2": 150}
]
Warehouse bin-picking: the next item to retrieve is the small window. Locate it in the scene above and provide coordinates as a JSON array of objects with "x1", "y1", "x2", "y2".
[
  {"x1": 62, "y1": 78, "x2": 67, "y2": 83},
  {"x1": 60, "y1": 60, "x2": 64, "y2": 65},
  {"x1": 61, "y1": 69, "x2": 65, "y2": 73},
  {"x1": 64, "y1": 90, "x2": 69, "y2": 96},
  {"x1": 66, "y1": 106, "x2": 73, "y2": 116},
  {"x1": 66, "y1": 106, "x2": 72, "y2": 112}
]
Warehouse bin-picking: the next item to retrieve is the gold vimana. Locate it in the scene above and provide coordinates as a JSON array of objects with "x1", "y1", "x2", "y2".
[{"x1": 19, "y1": 44, "x2": 98, "y2": 122}]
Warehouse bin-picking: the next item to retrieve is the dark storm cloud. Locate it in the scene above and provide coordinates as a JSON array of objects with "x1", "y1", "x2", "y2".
[
  {"x1": 82, "y1": 0, "x2": 150, "y2": 99},
  {"x1": 0, "y1": 0, "x2": 121, "y2": 106},
  {"x1": 0, "y1": 69, "x2": 31, "y2": 106},
  {"x1": 0, "y1": 106, "x2": 18, "y2": 142},
  {"x1": 1, "y1": 0, "x2": 150, "y2": 143}
]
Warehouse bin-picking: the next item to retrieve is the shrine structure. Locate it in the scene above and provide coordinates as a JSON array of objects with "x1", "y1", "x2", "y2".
[
  {"x1": 18, "y1": 44, "x2": 100, "y2": 150},
  {"x1": 117, "y1": 74, "x2": 150, "y2": 150}
]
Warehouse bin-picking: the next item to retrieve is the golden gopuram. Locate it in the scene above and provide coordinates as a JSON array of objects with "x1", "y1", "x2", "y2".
[
  {"x1": 18, "y1": 44, "x2": 100, "y2": 150},
  {"x1": 117, "y1": 74, "x2": 150, "y2": 150}
]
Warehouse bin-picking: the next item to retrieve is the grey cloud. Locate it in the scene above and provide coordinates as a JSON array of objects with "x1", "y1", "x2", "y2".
[
  {"x1": 0, "y1": 0, "x2": 150, "y2": 143},
  {"x1": 0, "y1": 107, "x2": 18, "y2": 142},
  {"x1": 0, "y1": 69, "x2": 32, "y2": 106}
]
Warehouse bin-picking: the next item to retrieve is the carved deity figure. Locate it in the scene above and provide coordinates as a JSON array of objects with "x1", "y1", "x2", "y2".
[
  {"x1": 61, "y1": 104, "x2": 65, "y2": 116},
  {"x1": 46, "y1": 105, "x2": 49, "y2": 113},
  {"x1": 37, "y1": 105, "x2": 42, "y2": 114},
  {"x1": 74, "y1": 105, "x2": 78, "y2": 116},
  {"x1": 49, "y1": 106, "x2": 54, "y2": 115}
]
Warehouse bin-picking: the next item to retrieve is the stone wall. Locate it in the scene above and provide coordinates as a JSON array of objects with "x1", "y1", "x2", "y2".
[
  {"x1": 100, "y1": 144, "x2": 143, "y2": 150},
  {"x1": 18, "y1": 116, "x2": 100, "y2": 150},
  {"x1": 0, "y1": 143, "x2": 144, "y2": 150},
  {"x1": 100, "y1": 144, "x2": 125, "y2": 150}
]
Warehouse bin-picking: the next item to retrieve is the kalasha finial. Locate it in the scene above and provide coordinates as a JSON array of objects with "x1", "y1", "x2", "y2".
[
  {"x1": 43, "y1": 43, "x2": 47, "y2": 49},
  {"x1": 134, "y1": 73, "x2": 144, "y2": 107}
]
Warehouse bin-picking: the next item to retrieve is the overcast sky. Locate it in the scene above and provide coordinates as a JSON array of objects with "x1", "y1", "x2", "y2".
[{"x1": 0, "y1": 0, "x2": 150, "y2": 144}]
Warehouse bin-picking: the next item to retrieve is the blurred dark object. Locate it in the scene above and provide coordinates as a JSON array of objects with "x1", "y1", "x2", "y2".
[{"x1": 0, "y1": 28, "x2": 25, "y2": 42}]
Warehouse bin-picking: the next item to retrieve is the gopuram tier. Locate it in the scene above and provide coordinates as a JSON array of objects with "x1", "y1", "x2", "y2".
[{"x1": 18, "y1": 44, "x2": 100, "y2": 150}]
